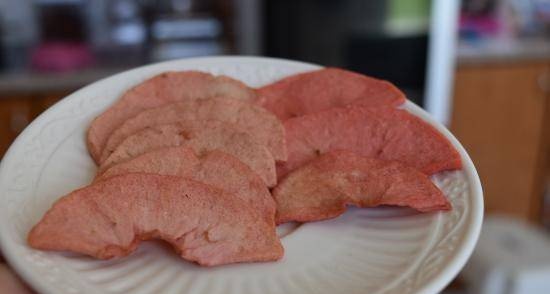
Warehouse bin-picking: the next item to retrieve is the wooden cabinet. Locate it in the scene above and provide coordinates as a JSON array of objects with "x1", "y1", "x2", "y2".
[
  {"x1": 0, "y1": 96, "x2": 34, "y2": 156},
  {"x1": 450, "y1": 61, "x2": 550, "y2": 222},
  {"x1": 0, "y1": 92, "x2": 69, "y2": 157},
  {"x1": 0, "y1": 68, "x2": 122, "y2": 158}
]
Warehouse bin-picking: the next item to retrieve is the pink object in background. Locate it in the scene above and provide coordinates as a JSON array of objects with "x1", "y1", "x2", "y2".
[
  {"x1": 459, "y1": 14, "x2": 502, "y2": 37},
  {"x1": 30, "y1": 42, "x2": 95, "y2": 72}
]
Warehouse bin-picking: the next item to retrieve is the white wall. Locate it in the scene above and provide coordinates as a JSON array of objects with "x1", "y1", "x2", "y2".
[{"x1": 424, "y1": 0, "x2": 461, "y2": 125}]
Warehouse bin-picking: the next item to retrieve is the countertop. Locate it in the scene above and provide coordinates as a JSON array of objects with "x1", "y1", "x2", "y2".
[
  {"x1": 1, "y1": 40, "x2": 548, "y2": 95},
  {"x1": 0, "y1": 67, "x2": 129, "y2": 95},
  {"x1": 456, "y1": 38, "x2": 550, "y2": 65}
]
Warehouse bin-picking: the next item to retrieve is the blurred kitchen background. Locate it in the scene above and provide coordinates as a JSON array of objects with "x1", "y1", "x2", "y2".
[{"x1": 0, "y1": 0, "x2": 550, "y2": 293}]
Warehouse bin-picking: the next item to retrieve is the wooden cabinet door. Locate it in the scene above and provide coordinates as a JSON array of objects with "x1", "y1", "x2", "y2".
[
  {"x1": 0, "y1": 91, "x2": 70, "y2": 158},
  {"x1": 31, "y1": 92, "x2": 70, "y2": 118},
  {"x1": 450, "y1": 62, "x2": 550, "y2": 222},
  {"x1": 0, "y1": 96, "x2": 34, "y2": 157}
]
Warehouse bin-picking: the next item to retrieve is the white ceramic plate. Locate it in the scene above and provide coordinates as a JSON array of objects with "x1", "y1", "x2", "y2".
[{"x1": 0, "y1": 57, "x2": 483, "y2": 294}]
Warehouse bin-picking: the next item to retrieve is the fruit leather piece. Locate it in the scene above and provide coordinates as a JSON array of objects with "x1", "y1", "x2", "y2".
[
  {"x1": 87, "y1": 71, "x2": 256, "y2": 163},
  {"x1": 274, "y1": 150, "x2": 451, "y2": 224},
  {"x1": 278, "y1": 106, "x2": 462, "y2": 178},
  {"x1": 28, "y1": 174, "x2": 283, "y2": 266},
  {"x1": 100, "y1": 97, "x2": 286, "y2": 163},
  {"x1": 97, "y1": 147, "x2": 275, "y2": 223},
  {"x1": 99, "y1": 120, "x2": 277, "y2": 187},
  {"x1": 256, "y1": 68, "x2": 406, "y2": 120}
]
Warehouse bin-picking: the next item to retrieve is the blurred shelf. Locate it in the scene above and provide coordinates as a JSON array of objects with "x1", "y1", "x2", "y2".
[{"x1": 457, "y1": 38, "x2": 550, "y2": 65}]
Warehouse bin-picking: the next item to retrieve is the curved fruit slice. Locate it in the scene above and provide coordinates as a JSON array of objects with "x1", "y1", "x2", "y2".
[
  {"x1": 278, "y1": 106, "x2": 461, "y2": 178},
  {"x1": 28, "y1": 174, "x2": 283, "y2": 266},
  {"x1": 99, "y1": 120, "x2": 276, "y2": 187},
  {"x1": 274, "y1": 150, "x2": 450, "y2": 224},
  {"x1": 97, "y1": 147, "x2": 275, "y2": 223},
  {"x1": 87, "y1": 71, "x2": 256, "y2": 163},
  {"x1": 100, "y1": 97, "x2": 286, "y2": 163},
  {"x1": 256, "y1": 68, "x2": 405, "y2": 120}
]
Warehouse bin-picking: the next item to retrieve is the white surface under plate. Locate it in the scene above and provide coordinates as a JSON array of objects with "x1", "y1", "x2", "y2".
[{"x1": 0, "y1": 56, "x2": 483, "y2": 294}]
